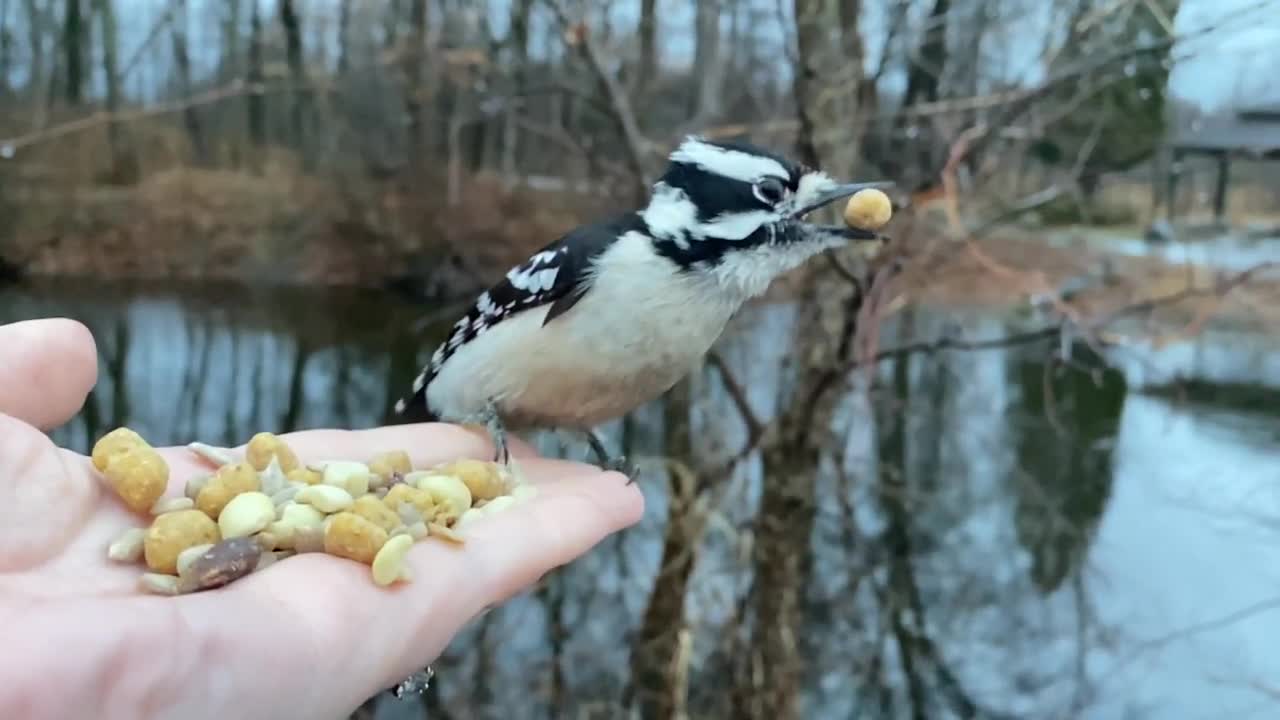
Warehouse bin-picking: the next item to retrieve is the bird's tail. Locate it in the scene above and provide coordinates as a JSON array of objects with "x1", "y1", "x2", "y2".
[{"x1": 386, "y1": 385, "x2": 439, "y2": 425}]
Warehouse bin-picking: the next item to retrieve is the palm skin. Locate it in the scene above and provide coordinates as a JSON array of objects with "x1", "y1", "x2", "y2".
[{"x1": 0, "y1": 318, "x2": 645, "y2": 720}]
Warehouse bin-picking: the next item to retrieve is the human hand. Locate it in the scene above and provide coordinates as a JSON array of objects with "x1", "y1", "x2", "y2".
[{"x1": 0, "y1": 317, "x2": 645, "y2": 720}]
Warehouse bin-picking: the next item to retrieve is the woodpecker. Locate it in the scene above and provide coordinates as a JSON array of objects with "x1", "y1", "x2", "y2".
[{"x1": 390, "y1": 136, "x2": 892, "y2": 476}]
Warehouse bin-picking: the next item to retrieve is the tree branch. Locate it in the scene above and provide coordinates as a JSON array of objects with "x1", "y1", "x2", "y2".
[
  {"x1": 706, "y1": 350, "x2": 766, "y2": 442},
  {"x1": 1, "y1": 78, "x2": 303, "y2": 152},
  {"x1": 544, "y1": 0, "x2": 653, "y2": 201},
  {"x1": 951, "y1": 0, "x2": 1273, "y2": 169}
]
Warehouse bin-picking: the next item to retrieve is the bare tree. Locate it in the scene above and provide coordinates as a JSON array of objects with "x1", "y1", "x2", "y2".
[
  {"x1": 636, "y1": 0, "x2": 658, "y2": 96},
  {"x1": 20, "y1": 0, "x2": 46, "y2": 114},
  {"x1": 170, "y1": 0, "x2": 207, "y2": 164},
  {"x1": 690, "y1": 0, "x2": 723, "y2": 122},
  {"x1": 728, "y1": 3, "x2": 875, "y2": 719},
  {"x1": 336, "y1": 0, "x2": 350, "y2": 76},
  {"x1": 629, "y1": 381, "x2": 701, "y2": 720},
  {"x1": 246, "y1": 0, "x2": 265, "y2": 153},
  {"x1": 92, "y1": 0, "x2": 133, "y2": 181},
  {"x1": 403, "y1": 0, "x2": 428, "y2": 169},
  {"x1": 279, "y1": 0, "x2": 307, "y2": 162},
  {"x1": 62, "y1": 0, "x2": 82, "y2": 105},
  {"x1": 0, "y1": 0, "x2": 13, "y2": 97}
]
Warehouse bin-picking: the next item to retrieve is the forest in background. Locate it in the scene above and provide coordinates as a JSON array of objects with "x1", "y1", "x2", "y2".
[{"x1": 4, "y1": 0, "x2": 1274, "y2": 295}]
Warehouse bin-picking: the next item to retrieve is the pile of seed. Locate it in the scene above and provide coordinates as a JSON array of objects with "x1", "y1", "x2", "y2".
[{"x1": 93, "y1": 427, "x2": 534, "y2": 595}]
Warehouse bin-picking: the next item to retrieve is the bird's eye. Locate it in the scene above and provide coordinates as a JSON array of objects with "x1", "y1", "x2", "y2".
[{"x1": 754, "y1": 177, "x2": 787, "y2": 205}]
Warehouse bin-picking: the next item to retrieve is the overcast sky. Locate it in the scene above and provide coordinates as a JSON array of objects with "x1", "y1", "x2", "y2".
[{"x1": 1167, "y1": 0, "x2": 1280, "y2": 110}]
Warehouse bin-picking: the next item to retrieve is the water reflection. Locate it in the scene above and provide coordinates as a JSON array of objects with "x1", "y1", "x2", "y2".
[
  {"x1": 3, "y1": 278, "x2": 1279, "y2": 719},
  {"x1": 0, "y1": 278, "x2": 436, "y2": 453}
]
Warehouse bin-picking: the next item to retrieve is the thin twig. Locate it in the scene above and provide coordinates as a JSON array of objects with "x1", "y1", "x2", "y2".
[
  {"x1": 857, "y1": 325, "x2": 1064, "y2": 370},
  {"x1": 966, "y1": 185, "x2": 1069, "y2": 236},
  {"x1": 1105, "y1": 594, "x2": 1280, "y2": 677},
  {"x1": 120, "y1": 0, "x2": 180, "y2": 81},
  {"x1": 1, "y1": 80, "x2": 276, "y2": 151},
  {"x1": 951, "y1": 0, "x2": 1274, "y2": 170},
  {"x1": 700, "y1": 352, "x2": 778, "y2": 488},
  {"x1": 705, "y1": 351, "x2": 766, "y2": 446}
]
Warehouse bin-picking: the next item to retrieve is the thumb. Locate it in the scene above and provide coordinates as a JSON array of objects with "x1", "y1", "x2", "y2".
[
  {"x1": 0, "y1": 318, "x2": 99, "y2": 430},
  {"x1": 0, "y1": 412, "x2": 98, "y2": 571},
  {"x1": 0, "y1": 319, "x2": 101, "y2": 569}
]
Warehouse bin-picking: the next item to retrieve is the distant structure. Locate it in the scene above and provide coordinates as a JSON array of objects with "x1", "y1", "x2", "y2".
[{"x1": 1160, "y1": 101, "x2": 1280, "y2": 223}]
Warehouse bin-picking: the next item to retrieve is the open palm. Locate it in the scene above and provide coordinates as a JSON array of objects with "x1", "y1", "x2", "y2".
[{"x1": 0, "y1": 318, "x2": 645, "y2": 720}]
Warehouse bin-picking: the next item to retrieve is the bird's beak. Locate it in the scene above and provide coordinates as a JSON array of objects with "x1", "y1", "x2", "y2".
[
  {"x1": 789, "y1": 181, "x2": 894, "y2": 219},
  {"x1": 789, "y1": 180, "x2": 896, "y2": 241}
]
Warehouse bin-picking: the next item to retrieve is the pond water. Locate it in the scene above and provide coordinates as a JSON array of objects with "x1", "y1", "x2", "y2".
[
  {"x1": 3, "y1": 277, "x2": 1280, "y2": 720},
  {"x1": 1045, "y1": 225, "x2": 1280, "y2": 275}
]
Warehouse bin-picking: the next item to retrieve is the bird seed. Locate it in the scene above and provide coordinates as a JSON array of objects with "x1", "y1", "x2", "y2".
[{"x1": 92, "y1": 426, "x2": 528, "y2": 596}]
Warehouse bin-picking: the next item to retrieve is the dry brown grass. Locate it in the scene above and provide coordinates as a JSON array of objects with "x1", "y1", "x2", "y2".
[
  {"x1": 4, "y1": 136, "x2": 1276, "y2": 339},
  {"x1": 866, "y1": 212, "x2": 1280, "y2": 337},
  {"x1": 5, "y1": 158, "x2": 606, "y2": 288}
]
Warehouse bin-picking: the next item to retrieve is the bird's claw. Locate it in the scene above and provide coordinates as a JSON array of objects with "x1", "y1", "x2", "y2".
[
  {"x1": 604, "y1": 455, "x2": 641, "y2": 484},
  {"x1": 462, "y1": 400, "x2": 512, "y2": 466},
  {"x1": 586, "y1": 431, "x2": 639, "y2": 483},
  {"x1": 390, "y1": 666, "x2": 434, "y2": 699}
]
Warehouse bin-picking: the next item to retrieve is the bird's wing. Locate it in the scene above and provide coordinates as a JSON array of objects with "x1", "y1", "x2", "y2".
[{"x1": 391, "y1": 213, "x2": 637, "y2": 421}]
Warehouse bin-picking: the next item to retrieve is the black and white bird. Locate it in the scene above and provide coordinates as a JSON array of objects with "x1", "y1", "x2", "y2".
[{"x1": 390, "y1": 136, "x2": 892, "y2": 475}]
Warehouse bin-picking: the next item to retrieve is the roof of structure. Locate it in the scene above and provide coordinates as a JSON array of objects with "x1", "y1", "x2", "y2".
[{"x1": 1170, "y1": 103, "x2": 1280, "y2": 157}]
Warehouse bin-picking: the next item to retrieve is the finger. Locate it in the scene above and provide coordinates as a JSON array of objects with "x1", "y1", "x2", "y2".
[
  {"x1": 266, "y1": 422, "x2": 544, "y2": 465},
  {"x1": 177, "y1": 423, "x2": 544, "y2": 473},
  {"x1": 117, "y1": 424, "x2": 545, "y2": 511},
  {"x1": 0, "y1": 318, "x2": 98, "y2": 431},
  {"x1": 349, "y1": 468, "x2": 645, "y2": 696},
  {"x1": 178, "y1": 460, "x2": 644, "y2": 716}
]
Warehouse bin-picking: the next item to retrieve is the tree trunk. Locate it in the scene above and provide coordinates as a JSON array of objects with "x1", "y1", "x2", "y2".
[
  {"x1": 221, "y1": 0, "x2": 240, "y2": 78},
  {"x1": 247, "y1": 0, "x2": 265, "y2": 156},
  {"x1": 690, "y1": 0, "x2": 722, "y2": 121},
  {"x1": 221, "y1": 0, "x2": 242, "y2": 168},
  {"x1": 790, "y1": 0, "x2": 827, "y2": 168},
  {"x1": 503, "y1": 0, "x2": 533, "y2": 180},
  {"x1": 636, "y1": 0, "x2": 658, "y2": 96},
  {"x1": 629, "y1": 380, "x2": 702, "y2": 720},
  {"x1": 892, "y1": 0, "x2": 949, "y2": 185},
  {"x1": 279, "y1": 0, "x2": 307, "y2": 165},
  {"x1": 336, "y1": 0, "x2": 350, "y2": 75},
  {"x1": 382, "y1": 0, "x2": 401, "y2": 51},
  {"x1": 62, "y1": 0, "x2": 82, "y2": 105},
  {"x1": 171, "y1": 0, "x2": 208, "y2": 165},
  {"x1": 20, "y1": 0, "x2": 44, "y2": 99},
  {"x1": 0, "y1": 0, "x2": 12, "y2": 96},
  {"x1": 93, "y1": 0, "x2": 134, "y2": 182},
  {"x1": 403, "y1": 0, "x2": 427, "y2": 170},
  {"x1": 792, "y1": 0, "x2": 867, "y2": 175},
  {"x1": 730, "y1": 2, "x2": 872, "y2": 717},
  {"x1": 902, "y1": 0, "x2": 947, "y2": 108}
]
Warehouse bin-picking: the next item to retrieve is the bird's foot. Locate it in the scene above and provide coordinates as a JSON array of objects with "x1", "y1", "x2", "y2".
[
  {"x1": 460, "y1": 399, "x2": 512, "y2": 466},
  {"x1": 389, "y1": 665, "x2": 434, "y2": 700},
  {"x1": 585, "y1": 430, "x2": 639, "y2": 484}
]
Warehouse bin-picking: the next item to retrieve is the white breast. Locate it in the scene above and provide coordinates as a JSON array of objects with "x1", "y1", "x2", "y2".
[{"x1": 425, "y1": 232, "x2": 742, "y2": 430}]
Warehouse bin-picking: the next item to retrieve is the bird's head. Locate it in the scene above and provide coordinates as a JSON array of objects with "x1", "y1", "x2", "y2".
[{"x1": 640, "y1": 136, "x2": 892, "y2": 298}]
